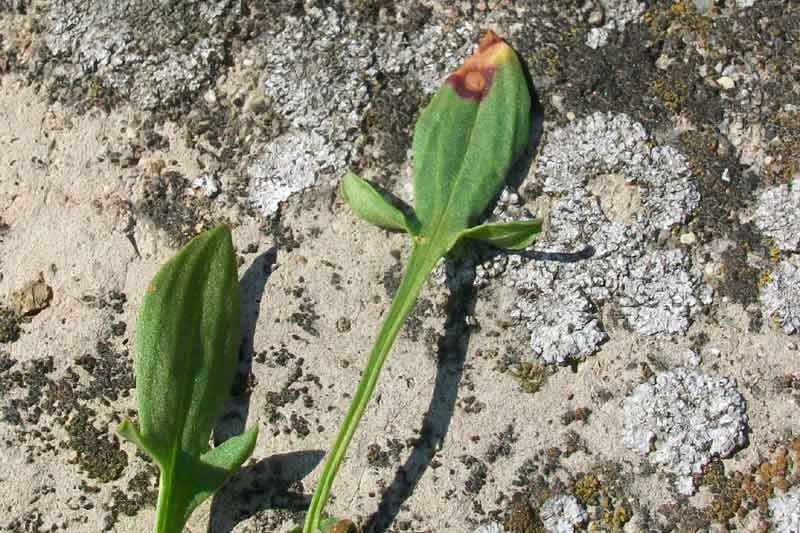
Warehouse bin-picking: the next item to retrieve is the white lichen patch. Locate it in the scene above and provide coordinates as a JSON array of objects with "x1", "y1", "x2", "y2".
[
  {"x1": 623, "y1": 367, "x2": 749, "y2": 495},
  {"x1": 246, "y1": 131, "x2": 332, "y2": 216},
  {"x1": 46, "y1": 0, "x2": 238, "y2": 109},
  {"x1": 511, "y1": 287, "x2": 608, "y2": 365},
  {"x1": 769, "y1": 486, "x2": 800, "y2": 533},
  {"x1": 755, "y1": 177, "x2": 800, "y2": 253},
  {"x1": 248, "y1": 6, "x2": 470, "y2": 216},
  {"x1": 619, "y1": 250, "x2": 712, "y2": 336},
  {"x1": 539, "y1": 113, "x2": 698, "y2": 230},
  {"x1": 540, "y1": 494, "x2": 588, "y2": 533},
  {"x1": 505, "y1": 113, "x2": 707, "y2": 363},
  {"x1": 761, "y1": 255, "x2": 800, "y2": 335},
  {"x1": 583, "y1": 0, "x2": 645, "y2": 49}
]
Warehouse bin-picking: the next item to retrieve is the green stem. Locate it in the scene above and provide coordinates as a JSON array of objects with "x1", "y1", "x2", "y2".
[
  {"x1": 303, "y1": 242, "x2": 444, "y2": 533},
  {"x1": 154, "y1": 451, "x2": 184, "y2": 533},
  {"x1": 154, "y1": 468, "x2": 173, "y2": 533}
]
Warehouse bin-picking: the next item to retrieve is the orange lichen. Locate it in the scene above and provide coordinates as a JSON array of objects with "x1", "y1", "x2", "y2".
[{"x1": 447, "y1": 31, "x2": 515, "y2": 101}]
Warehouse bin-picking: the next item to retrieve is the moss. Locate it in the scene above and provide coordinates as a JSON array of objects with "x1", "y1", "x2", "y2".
[
  {"x1": 503, "y1": 493, "x2": 544, "y2": 533},
  {"x1": 138, "y1": 171, "x2": 228, "y2": 247},
  {"x1": 288, "y1": 296, "x2": 321, "y2": 337},
  {"x1": 357, "y1": 73, "x2": 425, "y2": 186},
  {"x1": 66, "y1": 405, "x2": 127, "y2": 483},
  {"x1": 101, "y1": 449, "x2": 157, "y2": 529},
  {"x1": 573, "y1": 473, "x2": 601, "y2": 506},
  {"x1": 0, "y1": 307, "x2": 20, "y2": 344},
  {"x1": 507, "y1": 361, "x2": 548, "y2": 394},
  {"x1": 698, "y1": 437, "x2": 800, "y2": 528}
]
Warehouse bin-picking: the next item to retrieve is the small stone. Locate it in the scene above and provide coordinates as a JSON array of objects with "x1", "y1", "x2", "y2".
[
  {"x1": 585, "y1": 27, "x2": 609, "y2": 50},
  {"x1": 540, "y1": 495, "x2": 587, "y2": 532},
  {"x1": 587, "y1": 8, "x2": 604, "y2": 25},
  {"x1": 336, "y1": 317, "x2": 351, "y2": 333},
  {"x1": 245, "y1": 93, "x2": 267, "y2": 114},
  {"x1": 680, "y1": 232, "x2": 696, "y2": 245},
  {"x1": 10, "y1": 274, "x2": 53, "y2": 317},
  {"x1": 192, "y1": 175, "x2": 220, "y2": 198},
  {"x1": 655, "y1": 53, "x2": 674, "y2": 71},
  {"x1": 717, "y1": 76, "x2": 735, "y2": 90}
]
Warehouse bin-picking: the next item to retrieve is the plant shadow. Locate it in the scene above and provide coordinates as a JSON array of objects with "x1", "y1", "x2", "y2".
[
  {"x1": 207, "y1": 246, "x2": 282, "y2": 531},
  {"x1": 207, "y1": 450, "x2": 326, "y2": 532},
  {"x1": 363, "y1": 256, "x2": 477, "y2": 532}
]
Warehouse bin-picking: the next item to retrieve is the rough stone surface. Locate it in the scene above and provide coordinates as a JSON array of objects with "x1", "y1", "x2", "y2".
[
  {"x1": 2, "y1": 2, "x2": 799, "y2": 531},
  {"x1": 761, "y1": 255, "x2": 800, "y2": 335},
  {"x1": 623, "y1": 367, "x2": 749, "y2": 495},
  {"x1": 540, "y1": 494, "x2": 588, "y2": 533},
  {"x1": 769, "y1": 486, "x2": 800, "y2": 533},
  {"x1": 755, "y1": 177, "x2": 800, "y2": 253}
]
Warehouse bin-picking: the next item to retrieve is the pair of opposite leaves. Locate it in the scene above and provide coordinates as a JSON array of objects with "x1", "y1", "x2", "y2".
[{"x1": 117, "y1": 32, "x2": 541, "y2": 533}]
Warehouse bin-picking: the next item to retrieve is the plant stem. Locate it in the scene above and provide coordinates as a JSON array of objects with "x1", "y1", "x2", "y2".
[
  {"x1": 303, "y1": 242, "x2": 443, "y2": 533},
  {"x1": 154, "y1": 467, "x2": 174, "y2": 533},
  {"x1": 154, "y1": 452, "x2": 184, "y2": 533}
]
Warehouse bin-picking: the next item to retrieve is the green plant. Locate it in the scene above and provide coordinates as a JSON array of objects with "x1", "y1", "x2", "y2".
[
  {"x1": 117, "y1": 226, "x2": 258, "y2": 533},
  {"x1": 301, "y1": 32, "x2": 541, "y2": 532}
]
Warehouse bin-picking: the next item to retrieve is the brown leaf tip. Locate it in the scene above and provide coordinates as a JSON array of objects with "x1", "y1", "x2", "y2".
[{"x1": 447, "y1": 31, "x2": 514, "y2": 101}]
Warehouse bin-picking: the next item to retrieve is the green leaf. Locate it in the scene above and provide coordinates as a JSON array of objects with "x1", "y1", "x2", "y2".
[
  {"x1": 117, "y1": 225, "x2": 257, "y2": 533},
  {"x1": 179, "y1": 426, "x2": 259, "y2": 520},
  {"x1": 340, "y1": 171, "x2": 416, "y2": 233},
  {"x1": 412, "y1": 32, "x2": 531, "y2": 240},
  {"x1": 459, "y1": 219, "x2": 542, "y2": 250}
]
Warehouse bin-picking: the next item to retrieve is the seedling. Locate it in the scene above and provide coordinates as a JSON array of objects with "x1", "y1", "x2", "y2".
[
  {"x1": 301, "y1": 32, "x2": 541, "y2": 532},
  {"x1": 117, "y1": 226, "x2": 258, "y2": 533}
]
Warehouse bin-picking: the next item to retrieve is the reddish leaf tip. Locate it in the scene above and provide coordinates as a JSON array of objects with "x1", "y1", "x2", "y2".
[{"x1": 446, "y1": 31, "x2": 515, "y2": 101}]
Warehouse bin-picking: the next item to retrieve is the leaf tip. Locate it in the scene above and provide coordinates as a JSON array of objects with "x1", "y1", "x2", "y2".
[{"x1": 446, "y1": 31, "x2": 516, "y2": 101}]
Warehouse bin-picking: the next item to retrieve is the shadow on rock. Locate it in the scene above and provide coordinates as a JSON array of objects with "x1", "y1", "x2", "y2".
[
  {"x1": 207, "y1": 450, "x2": 325, "y2": 533},
  {"x1": 208, "y1": 247, "x2": 278, "y2": 530},
  {"x1": 364, "y1": 256, "x2": 477, "y2": 533}
]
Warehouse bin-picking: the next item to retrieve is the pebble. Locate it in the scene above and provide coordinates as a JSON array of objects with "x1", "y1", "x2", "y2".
[{"x1": 717, "y1": 76, "x2": 735, "y2": 90}]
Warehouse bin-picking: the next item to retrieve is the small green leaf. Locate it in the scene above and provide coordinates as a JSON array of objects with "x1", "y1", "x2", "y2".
[
  {"x1": 177, "y1": 426, "x2": 259, "y2": 521},
  {"x1": 459, "y1": 218, "x2": 542, "y2": 250},
  {"x1": 340, "y1": 171, "x2": 415, "y2": 233},
  {"x1": 117, "y1": 225, "x2": 257, "y2": 533}
]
